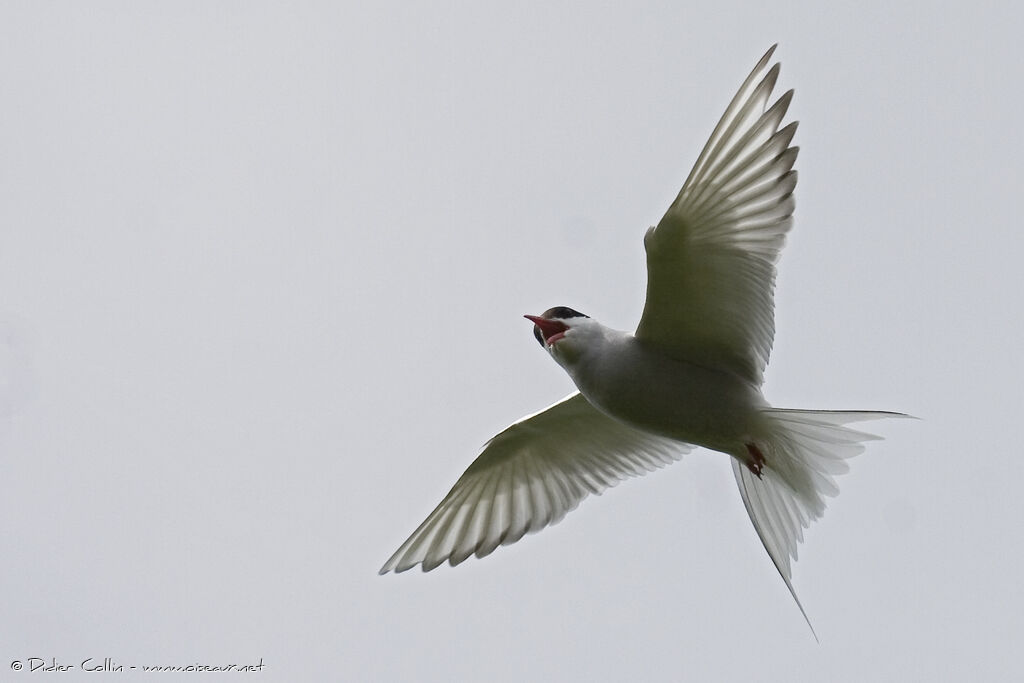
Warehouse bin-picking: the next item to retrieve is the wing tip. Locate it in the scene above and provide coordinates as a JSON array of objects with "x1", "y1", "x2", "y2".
[{"x1": 759, "y1": 44, "x2": 779, "y2": 68}]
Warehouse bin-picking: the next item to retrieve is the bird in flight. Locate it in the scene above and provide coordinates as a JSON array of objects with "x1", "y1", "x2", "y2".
[{"x1": 379, "y1": 46, "x2": 906, "y2": 635}]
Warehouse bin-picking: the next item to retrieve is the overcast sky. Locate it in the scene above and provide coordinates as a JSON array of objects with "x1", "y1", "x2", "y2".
[{"x1": 1, "y1": 2, "x2": 1021, "y2": 681}]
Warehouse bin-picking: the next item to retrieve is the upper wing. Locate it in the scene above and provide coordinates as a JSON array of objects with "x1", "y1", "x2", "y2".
[
  {"x1": 636, "y1": 45, "x2": 798, "y2": 385},
  {"x1": 380, "y1": 392, "x2": 690, "y2": 574}
]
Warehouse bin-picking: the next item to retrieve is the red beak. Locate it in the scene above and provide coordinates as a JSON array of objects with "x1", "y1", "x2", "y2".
[{"x1": 524, "y1": 314, "x2": 569, "y2": 345}]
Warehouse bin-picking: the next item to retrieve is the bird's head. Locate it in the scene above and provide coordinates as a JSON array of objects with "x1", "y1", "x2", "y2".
[{"x1": 524, "y1": 307, "x2": 599, "y2": 364}]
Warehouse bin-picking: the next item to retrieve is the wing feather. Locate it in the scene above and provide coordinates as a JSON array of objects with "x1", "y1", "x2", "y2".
[
  {"x1": 637, "y1": 47, "x2": 798, "y2": 384},
  {"x1": 379, "y1": 393, "x2": 690, "y2": 574}
]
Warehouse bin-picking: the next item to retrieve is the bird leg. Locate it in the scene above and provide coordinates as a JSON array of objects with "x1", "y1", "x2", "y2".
[{"x1": 745, "y1": 443, "x2": 766, "y2": 479}]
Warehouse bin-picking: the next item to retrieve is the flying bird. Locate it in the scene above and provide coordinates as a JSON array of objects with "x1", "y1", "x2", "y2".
[{"x1": 379, "y1": 46, "x2": 906, "y2": 635}]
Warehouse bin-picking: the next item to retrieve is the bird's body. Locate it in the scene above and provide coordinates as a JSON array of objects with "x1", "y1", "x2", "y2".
[
  {"x1": 380, "y1": 46, "x2": 907, "y2": 636},
  {"x1": 553, "y1": 320, "x2": 765, "y2": 460}
]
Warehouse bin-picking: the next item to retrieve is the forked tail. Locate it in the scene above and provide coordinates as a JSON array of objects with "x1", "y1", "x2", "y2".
[{"x1": 734, "y1": 409, "x2": 910, "y2": 640}]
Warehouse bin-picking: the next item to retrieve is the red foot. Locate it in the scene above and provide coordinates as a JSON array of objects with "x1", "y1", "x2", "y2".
[{"x1": 745, "y1": 443, "x2": 766, "y2": 479}]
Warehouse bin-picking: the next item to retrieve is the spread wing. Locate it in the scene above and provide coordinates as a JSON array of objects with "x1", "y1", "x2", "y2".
[
  {"x1": 636, "y1": 45, "x2": 798, "y2": 385},
  {"x1": 380, "y1": 393, "x2": 690, "y2": 574}
]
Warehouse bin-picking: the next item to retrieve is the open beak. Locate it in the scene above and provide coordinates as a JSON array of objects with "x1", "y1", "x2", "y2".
[{"x1": 524, "y1": 314, "x2": 569, "y2": 346}]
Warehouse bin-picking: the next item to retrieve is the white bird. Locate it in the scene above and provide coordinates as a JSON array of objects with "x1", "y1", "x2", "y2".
[{"x1": 379, "y1": 46, "x2": 906, "y2": 636}]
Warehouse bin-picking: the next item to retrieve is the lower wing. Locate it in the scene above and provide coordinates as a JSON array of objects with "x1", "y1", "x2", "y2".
[{"x1": 380, "y1": 392, "x2": 691, "y2": 574}]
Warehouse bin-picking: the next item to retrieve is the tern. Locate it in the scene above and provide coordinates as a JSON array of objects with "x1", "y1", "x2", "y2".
[{"x1": 379, "y1": 46, "x2": 906, "y2": 635}]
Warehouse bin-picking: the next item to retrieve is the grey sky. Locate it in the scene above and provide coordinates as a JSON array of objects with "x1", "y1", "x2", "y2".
[{"x1": 1, "y1": 2, "x2": 1020, "y2": 681}]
